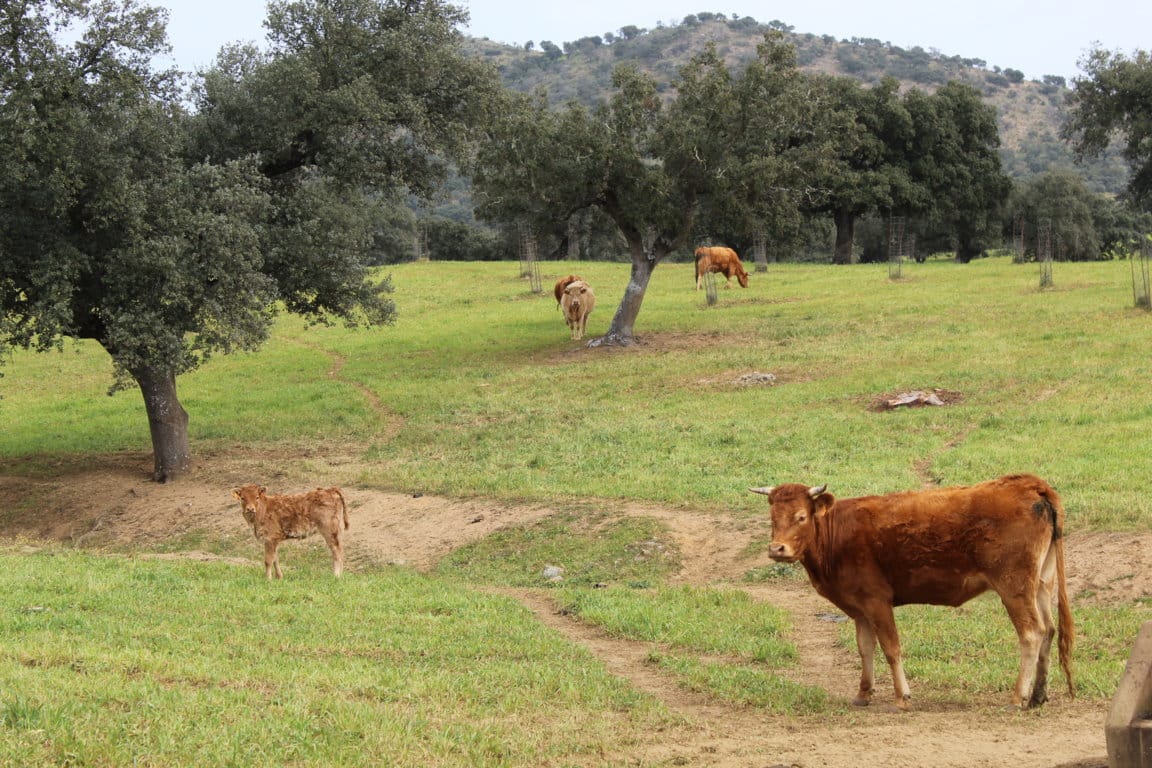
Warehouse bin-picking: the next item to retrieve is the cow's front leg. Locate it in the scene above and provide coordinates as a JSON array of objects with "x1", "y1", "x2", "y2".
[
  {"x1": 869, "y1": 606, "x2": 911, "y2": 709},
  {"x1": 264, "y1": 540, "x2": 282, "y2": 579},
  {"x1": 853, "y1": 619, "x2": 876, "y2": 706}
]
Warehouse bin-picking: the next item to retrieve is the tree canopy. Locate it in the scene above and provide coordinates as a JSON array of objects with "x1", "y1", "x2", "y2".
[
  {"x1": 904, "y1": 81, "x2": 1011, "y2": 261},
  {"x1": 1064, "y1": 47, "x2": 1152, "y2": 211}
]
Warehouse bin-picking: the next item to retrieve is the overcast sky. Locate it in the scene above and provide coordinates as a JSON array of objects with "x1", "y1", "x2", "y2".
[{"x1": 155, "y1": 0, "x2": 1150, "y2": 83}]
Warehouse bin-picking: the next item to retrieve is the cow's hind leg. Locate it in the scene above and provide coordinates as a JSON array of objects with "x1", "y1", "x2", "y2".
[
  {"x1": 853, "y1": 619, "x2": 877, "y2": 706},
  {"x1": 999, "y1": 589, "x2": 1046, "y2": 709},
  {"x1": 320, "y1": 527, "x2": 344, "y2": 577},
  {"x1": 1028, "y1": 553, "x2": 1060, "y2": 707}
]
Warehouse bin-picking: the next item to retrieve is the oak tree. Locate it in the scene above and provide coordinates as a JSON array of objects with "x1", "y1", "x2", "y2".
[
  {"x1": 0, "y1": 0, "x2": 498, "y2": 480},
  {"x1": 1063, "y1": 47, "x2": 1152, "y2": 211}
]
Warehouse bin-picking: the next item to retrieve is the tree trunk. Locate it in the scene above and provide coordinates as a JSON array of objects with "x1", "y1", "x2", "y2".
[
  {"x1": 132, "y1": 365, "x2": 191, "y2": 482},
  {"x1": 832, "y1": 208, "x2": 856, "y2": 265},
  {"x1": 588, "y1": 244, "x2": 658, "y2": 347},
  {"x1": 954, "y1": 220, "x2": 981, "y2": 263}
]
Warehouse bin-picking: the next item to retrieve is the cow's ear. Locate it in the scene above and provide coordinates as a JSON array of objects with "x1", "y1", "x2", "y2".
[
  {"x1": 231, "y1": 489, "x2": 241, "y2": 500},
  {"x1": 258, "y1": 486, "x2": 267, "y2": 496},
  {"x1": 812, "y1": 492, "x2": 835, "y2": 517}
]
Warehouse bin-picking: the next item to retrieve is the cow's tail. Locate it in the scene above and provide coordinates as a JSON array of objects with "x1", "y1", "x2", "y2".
[
  {"x1": 1055, "y1": 532, "x2": 1075, "y2": 697},
  {"x1": 335, "y1": 488, "x2": 350, "y2": 530},
  {"x1": 1044, "y1": 486, "x2": 1075, "y2": 697},
  {"x1": 694, "y1": 248, "x2": 704, "y2": 287}
]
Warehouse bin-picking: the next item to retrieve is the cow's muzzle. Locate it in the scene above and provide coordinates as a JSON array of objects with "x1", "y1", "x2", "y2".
[{"x1": 768, "y1": 542, "x2": 797, "y2": 562}]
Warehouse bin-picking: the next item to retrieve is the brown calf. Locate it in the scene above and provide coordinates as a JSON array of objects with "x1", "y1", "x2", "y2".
[
  {"x1": 233, "y1": 484, "x2": 349, "y2": 579},
  {"x1": 749, "y1": 474, "x2": 1074, "y2": 710}
]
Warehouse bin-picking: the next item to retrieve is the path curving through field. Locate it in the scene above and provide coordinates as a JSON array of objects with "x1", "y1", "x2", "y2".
[{"x1": 0, "y1": 453, "x2": 1122, "y2": 768}]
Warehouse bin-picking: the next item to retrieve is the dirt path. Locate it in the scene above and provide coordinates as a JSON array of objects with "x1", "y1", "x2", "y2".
[{"x1": 1, "y1": 452, "x2": 1137, "y2": 767}]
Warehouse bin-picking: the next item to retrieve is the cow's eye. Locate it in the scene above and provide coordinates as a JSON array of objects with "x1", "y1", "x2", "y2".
[{"x1": 795, "y1": 513, "x2": 808, "y2": 523}]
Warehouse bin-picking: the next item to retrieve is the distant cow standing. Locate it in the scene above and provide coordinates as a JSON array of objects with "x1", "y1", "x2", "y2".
[
  {"x1": 694, "y1": 246, "x2": 749, "y2": 290},
  {"x1": 560, "y1": 279, "x2": 595, "y2": 340},
  {"x1": 233, "y1": 484, "x2": 349, "y2": 579},
  {"x1": 554, "y1": 274, "x2": 583, "y2": 307},
  {"x1": 749, "y1": 474, "x2": 1074, "y2": 710}
]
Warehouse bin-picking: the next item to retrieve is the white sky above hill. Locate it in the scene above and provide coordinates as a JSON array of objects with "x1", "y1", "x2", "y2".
[{"x1": 155, "y1": 0, "x2": 1149, "y2": 83}]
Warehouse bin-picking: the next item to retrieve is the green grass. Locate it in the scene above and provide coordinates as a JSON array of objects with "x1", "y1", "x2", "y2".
[
  {"x1": 436, "y1": 510, "x2": 678, "y2": 587},
  {"x1": 2, "y1": 257, "x2": 1152, "y2": 753},
  {"x1": 0, "y1": 547, "x2": 668, "y2": 767},
  {"x1": 649, "y1": 653, "x2": 832, "y2": 712},
  {"x1": 555, "y1": 585, "x2": 797, "y2": 663},
  {"x1": 3, "y1": 257, "x2": 1151, "y2": 529}
]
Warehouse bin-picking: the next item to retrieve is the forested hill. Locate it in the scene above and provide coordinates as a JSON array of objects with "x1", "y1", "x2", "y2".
[{"x1": 463, "y1": 13, "x2": 1129, "y2": 194}]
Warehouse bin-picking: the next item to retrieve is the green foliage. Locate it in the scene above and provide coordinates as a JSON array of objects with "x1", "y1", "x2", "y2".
[
  {"x1": 904, "y1": 81, "x2": 1012, "y2": 260},
  {"x1": 420, "y1": 217, "x2": 508, "y2": 261},
  {"x1": 475, "y1": 29, "x2": 1011, "y2": 274},
  {"x1": 1065, "y1": 47, "x2": 1152, "y2": 211},
  {"x1": 0, "y1": 0, "x2": 272, "y2": 374},
  {"x1": 1008, "y1": 171, "x2": 1106, "y2": 260}
]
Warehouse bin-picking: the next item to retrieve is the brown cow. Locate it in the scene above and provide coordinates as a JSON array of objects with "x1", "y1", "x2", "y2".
[
  {"x1": 554, "y1": 274, "x2": 583, "y2": 307},
  {"x1": 560, "y1": 279, "x2": 595, "y2": 340},
  {"x1": 233, "y1": 484, "x2": 349, "y2": 579},
  {"x1": 694, "y1": 246, "x2": 749, "y2": 290},
  {"x1": 749, "y1": 474, "x2": 1074, "y2": 710}
]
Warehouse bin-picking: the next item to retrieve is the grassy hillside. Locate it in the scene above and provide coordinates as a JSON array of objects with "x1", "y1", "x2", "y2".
[{"x1": 2, "y1": 257, "x2": 1151, "y2": 531}]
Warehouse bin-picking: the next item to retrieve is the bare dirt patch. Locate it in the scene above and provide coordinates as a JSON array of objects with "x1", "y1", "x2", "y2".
[{"x1": 3, "y1": 450, "x2": 1142, "y2": 767}]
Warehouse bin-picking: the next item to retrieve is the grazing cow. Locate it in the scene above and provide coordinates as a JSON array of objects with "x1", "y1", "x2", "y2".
[
  {"x1": 749, "y1": 474, "x2": 1074, "y2": 710},
  {"x1": 554, "y1": 274, "x2": 583, "y2": 308},
  {"x1": 232, "y1": 484, "x2": 349, "y2": 579},
  {"x1": 560, "y1": 279, "x2": 595, "y2": 340},
  {"x1": 694, "y1": 246, "x2": 749, "y2": 290}
]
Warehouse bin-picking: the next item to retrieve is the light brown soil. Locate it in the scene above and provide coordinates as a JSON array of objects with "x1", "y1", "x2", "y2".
[{"x1": 3, "y1": 449, "x2": 1145, "y2": 768}]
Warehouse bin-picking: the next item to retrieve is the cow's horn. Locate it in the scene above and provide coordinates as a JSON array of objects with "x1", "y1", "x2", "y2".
[
  {"x1": 748, "y1": 486, "x2": 774, "y2": 496},
  {"x1": 808, "y1": 484, "x2": 827, "y2": 498}
]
